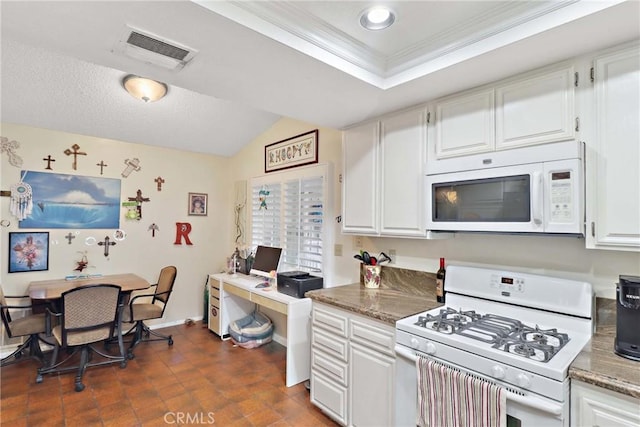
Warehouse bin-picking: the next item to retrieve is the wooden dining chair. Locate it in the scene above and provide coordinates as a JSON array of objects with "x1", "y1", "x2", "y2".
[
  {"x1": 36, "y1": 284, "x2": 126, "y2": 392},
  {"x1": 121, "y1": 266, "x2": 177, "y2": 359},
  {"x1": 0, "y1": 286, "x2": 47, "y2": 367}
]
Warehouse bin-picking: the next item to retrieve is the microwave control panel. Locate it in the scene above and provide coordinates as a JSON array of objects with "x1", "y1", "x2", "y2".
[{"x1": 549, "y1": 170, "x2": 573, "y2": 223}]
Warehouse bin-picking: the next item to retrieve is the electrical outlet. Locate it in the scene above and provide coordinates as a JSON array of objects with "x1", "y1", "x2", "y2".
[
  {"x1": 388, "y1": 249, "x2": 396, "y2": 263},
  {"x1": 334, "y1": 244, "x2": 343, "y2": 256},
  {"x1": 353, "y1": 236, "x2": 363, "y2": 249}
]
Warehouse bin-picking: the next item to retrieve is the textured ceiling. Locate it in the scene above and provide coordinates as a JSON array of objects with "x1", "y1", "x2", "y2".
[{"x1": 1, "y1": 1, "x2": 638, "y2": 156}]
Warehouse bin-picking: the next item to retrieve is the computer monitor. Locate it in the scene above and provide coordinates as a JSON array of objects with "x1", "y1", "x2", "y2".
[{"x1": 250, "y1": 245, "x2": 282, "y2": 279}]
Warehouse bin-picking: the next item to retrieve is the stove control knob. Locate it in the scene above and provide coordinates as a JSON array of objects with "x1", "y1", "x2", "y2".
[
  {"x1": 516, "y1": 373, "x2": 531, "y2": 388},
  {"x1": 410, "y1": 338, "x2": 420, "y2": 348},
  {"x1": 424, "y1": 342, "x2": 436, "y2": 355},
  {"x1": 490, "y1": 365, "x2": 505, "y2": 379}
]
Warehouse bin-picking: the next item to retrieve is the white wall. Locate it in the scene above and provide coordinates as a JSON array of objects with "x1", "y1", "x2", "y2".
[{"x1": 1, "y1": 123, "x2": 232, "y2": 326}]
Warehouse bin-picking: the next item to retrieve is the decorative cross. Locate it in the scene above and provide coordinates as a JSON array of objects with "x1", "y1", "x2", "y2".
[
  {"x1": 96, "y1": 160, "x2": 108, "y2": 175},
  {"x1": 148, "y1": 223, "x2": 159, "y2": 237},
  {"x1": 122, "y1": 158, "x2": 141, "y2": 178},
  {"x1": 154, "y1": 176, "x2": 165, "y2": 191},
  {"x1": 127, "y1": 189, "x2": 150, "y2": 220},
  {"x1": 43, "y1": 155, "x2": 56, "y2": 170},
  {"x1": 97, "y1": 236, "x2": 116, "y2": 257},
  {"x1": 65, "y1": 232, "x2": 76, "y2": 244},
  {"x1": 63, "y1": 144, "x2": 87, "y2": 170}
]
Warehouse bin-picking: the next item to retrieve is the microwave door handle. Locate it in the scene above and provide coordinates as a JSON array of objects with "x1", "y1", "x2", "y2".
[{"x1": 531, "y1": 171, "x2": 543, "y2": 225}]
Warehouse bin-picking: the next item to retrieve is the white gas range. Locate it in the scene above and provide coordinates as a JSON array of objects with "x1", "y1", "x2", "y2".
[{"x1": 395, "y1": 265, "x2": 593, "y2": 427}]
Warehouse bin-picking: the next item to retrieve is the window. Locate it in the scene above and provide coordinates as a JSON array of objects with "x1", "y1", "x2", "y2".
[{"x1": 251, "y1": 166, "x2": 325, "y2": 275}]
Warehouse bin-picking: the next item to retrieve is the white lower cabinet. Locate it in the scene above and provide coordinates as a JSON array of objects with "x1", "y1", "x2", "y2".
[
  {"x1": 571, "y1": 380, "x2": 640, "y2": 427},
  {"x1": 311, "y1": 302, "x2": 396, "y2": 426}
]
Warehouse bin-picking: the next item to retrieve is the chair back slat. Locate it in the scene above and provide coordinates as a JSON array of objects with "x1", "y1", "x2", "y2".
[
  {"x1": 0, "y1": 287, "x2": 12, "y2": 334},
  {"x1": 60, "y1": 284, "x2": 121, "y2": 345},
  {"x1": 153, "y1": 266, "x2": 177, "y2": 304}
]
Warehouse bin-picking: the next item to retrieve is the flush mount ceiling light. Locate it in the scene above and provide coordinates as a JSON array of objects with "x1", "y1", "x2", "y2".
[
  {"x1": 359, "y1": 6, "x2": 396, "y2": 30},
  {"x1": 122, "y1": 75, "x2": 168, "y2": 103}
]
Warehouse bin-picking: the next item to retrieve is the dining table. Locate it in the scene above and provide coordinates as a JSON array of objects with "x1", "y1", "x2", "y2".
[{"x1": 27, "y1": 273, "x2": 151, "y2": 300}]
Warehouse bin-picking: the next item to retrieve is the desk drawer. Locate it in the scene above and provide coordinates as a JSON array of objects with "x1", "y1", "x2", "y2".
[
  {"x1": 224, "y1": 283, "x2": 250, "y2": 299},
  {"x1": 251, "y1": 293, "x2": 287, "y2": 315},
  {"x1": 209, "y1": 284, "x2": 220, "y2": 299}
]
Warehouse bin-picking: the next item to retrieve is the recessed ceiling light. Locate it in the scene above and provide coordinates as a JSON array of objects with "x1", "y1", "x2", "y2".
[{"x1": 360, "y1": 6, "x2": 396, "y2": 30}]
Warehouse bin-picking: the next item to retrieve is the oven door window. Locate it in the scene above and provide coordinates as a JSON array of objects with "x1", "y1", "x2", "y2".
[
  {"x1": 507, "y1": 415, "x2": 522, "y2": 427},
  {"x1": 433, "y1": 175, "x2": 530, "y2": 222}
]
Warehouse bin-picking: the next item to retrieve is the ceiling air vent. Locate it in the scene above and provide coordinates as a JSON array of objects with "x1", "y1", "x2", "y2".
[{"x1": 115, "y1": 26, "x2": 198, "y2": 71}]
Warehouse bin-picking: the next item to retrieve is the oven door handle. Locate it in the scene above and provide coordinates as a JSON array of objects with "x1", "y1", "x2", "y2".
[{"x1": 394, "y1": 345, "x2": 563, "y2": 417}]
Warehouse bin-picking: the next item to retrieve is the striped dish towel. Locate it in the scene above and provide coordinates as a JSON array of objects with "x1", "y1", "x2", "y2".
[{"x1": 416, "y1": 357, "x2": 506, "y2": 427}]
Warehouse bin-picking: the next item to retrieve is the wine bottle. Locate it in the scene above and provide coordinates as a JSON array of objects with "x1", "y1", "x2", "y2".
[{"x1": 436, "y1": 257, "x2": 446, "y2": 303}]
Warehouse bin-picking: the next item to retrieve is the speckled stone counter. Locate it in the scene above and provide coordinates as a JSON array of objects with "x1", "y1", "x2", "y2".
[
  {"x1": 569, "y1": 298, "x2": 640, "y2": 399},
  {"x1": 306, "y1": 266, "x2": 442, "y2": 325}
]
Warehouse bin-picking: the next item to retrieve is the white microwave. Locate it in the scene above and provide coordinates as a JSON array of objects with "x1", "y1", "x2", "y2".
[{"x1": 425, "y1": 141, "x2": 584, "y2": 235}]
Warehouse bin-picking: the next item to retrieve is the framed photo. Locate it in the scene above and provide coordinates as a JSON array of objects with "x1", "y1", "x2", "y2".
[
  {"x1": 8, "y1": 232, "x2": 50, "y2": 273},
  {"x1": 188, "y1": 193, "x2": 208, "y2": 216},
  {"x1": 265, "y1": 129, "x2": 318, "y2": 173}
]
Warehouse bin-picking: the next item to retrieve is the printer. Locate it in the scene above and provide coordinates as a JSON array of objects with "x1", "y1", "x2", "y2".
[{"x1": 277, "y1": 271, "x2": 323, "y2": 298}]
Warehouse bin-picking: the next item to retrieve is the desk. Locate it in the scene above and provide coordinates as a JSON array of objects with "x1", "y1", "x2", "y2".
[
  {"x1": 208, "y1": 273, "x2": 311, "y2": 387},
  {"x1": 27, "y1": 274, "x2": 150, "y2": 300}
]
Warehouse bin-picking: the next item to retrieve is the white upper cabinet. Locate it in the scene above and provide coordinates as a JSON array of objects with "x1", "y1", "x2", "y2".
[
  {"x1": 585, "y1": 42, "x2": 640, "y2": 251},
  {"x1": 342, "y1": 121, "x2": 379, "y2": 235},
  {"x1": 379, "y1": 108, "x2": 427, "y2": 236},
  {"x1": 434, "y1": 88, "x2": 495, "y2": 159},
  {"x1": 342, "y1": 107, "x2": 427, "y2": 237},
  {"x1": 496, "y1": 66, "x2": 575, "y2": 150},
  {"x1": 429, "y1": 64, "x2": 577, "y2": 165}
]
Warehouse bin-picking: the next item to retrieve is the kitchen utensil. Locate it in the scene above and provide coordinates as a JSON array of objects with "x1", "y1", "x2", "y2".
[
  {"x1": 362, "y1": 251, "x2": 371, "y2": 265},
  {"x1": 353, "y1": 254, "x2": 364, "y2": 263},
  {"x1": 370, "y1": 257, "x2": 377, "y2": 266},
  {"x1": 377, "y1": 252, "x2": 392, "y2": 264}
]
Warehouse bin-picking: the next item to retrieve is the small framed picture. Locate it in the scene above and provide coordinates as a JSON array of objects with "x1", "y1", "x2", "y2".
[
  {"x1": 8, "y1": 232, "x2": 50, "y2": 273},
  {"x1": 188, "y1": 193, "x2": 208, "y2": 216}
]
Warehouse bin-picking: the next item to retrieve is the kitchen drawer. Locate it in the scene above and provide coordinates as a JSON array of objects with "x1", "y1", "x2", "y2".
[
  {"x1": 312, "y1": 328, "x2": 348, "y2": 362},
  {"x1": 251, "y1": 292, "x2": 287, "y2": 315},
  {"x1": 310, "y1": 372, "x2": 348, "y2": 426},
  {"x1": 312, "y1": 304, "x2": 348, "y2": 338},
  {"x1": 349, "y1": 317, "x2": 395, "y2": 357},
  {"x1": 312, "y1": 350, "x2": 348, "y2": 386},
  {"x1": 224, "y1": 282, "x2": 250, "y2": 300}
]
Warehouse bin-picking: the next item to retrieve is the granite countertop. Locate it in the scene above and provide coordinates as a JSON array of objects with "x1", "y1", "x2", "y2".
[
  {"x1": 569, "y1": 298, "x2": 640, "y2": 399},
  {"x1": 306, "y1": 283, "x2": 441, "y2": 325},
  {"x1": 306, "y1": 266, "x2": 442, "y2": 325}
]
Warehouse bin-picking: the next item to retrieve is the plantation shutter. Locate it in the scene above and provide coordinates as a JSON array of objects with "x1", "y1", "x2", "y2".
[
  {"x1": 282, "y1": 176, "x2": 324, "y2": 273},
  {"x1": 251, "y1": 183, "x2": 282, "y2": 249}
]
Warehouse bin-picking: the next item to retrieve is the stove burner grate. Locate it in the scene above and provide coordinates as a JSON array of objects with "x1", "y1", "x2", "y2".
[{"x1": 413, "y1": 308, "x2": 571, "y2": 362}]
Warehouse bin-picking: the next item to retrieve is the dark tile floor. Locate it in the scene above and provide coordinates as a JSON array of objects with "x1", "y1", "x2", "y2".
[{"x1": 0, "y1": 323, "x2": 338, "y2": 426}]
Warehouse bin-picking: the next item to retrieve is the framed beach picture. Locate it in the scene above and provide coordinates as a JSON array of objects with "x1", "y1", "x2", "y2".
[
  {"x1": 188, "y1": 193, "x2": 208, "y2": 216},
  {"x1": 265, "y1": 129, "x2": 318, "y2": 173},
  {"x1": 18, "y1": 171, "x2": 121, "y2": 229},
  {"x1": 8, "y1": 232, "x2": 50, "y2": 273}
]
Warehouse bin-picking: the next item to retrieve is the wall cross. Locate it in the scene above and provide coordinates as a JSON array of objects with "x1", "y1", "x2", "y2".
[
  {"x1": 42, "y1": 155, "x2": 56, "y2": 170},
  {"x1": 64, "y1": 144, "x2": 86, "y2": 170},
  {"x1": 128, "y1": 189, "x2": 151, "y2": 219},
  {"x1": 154, "y1": 176, "x2": 165, "y2": 191},
  {"x1": 97, "y1": 160, "x2": 108, "y2": 175},
  {"x1": 97, "y1": 236, "x2": 116, "y2": 257},
  {"x1": 65, "y1": 232, "x2": 76, "y2": 244}
]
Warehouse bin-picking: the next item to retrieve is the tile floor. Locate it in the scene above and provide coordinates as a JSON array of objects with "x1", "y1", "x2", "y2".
[{"x1": 0, "y1": 323, "x2": 339, "y2": 426}]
